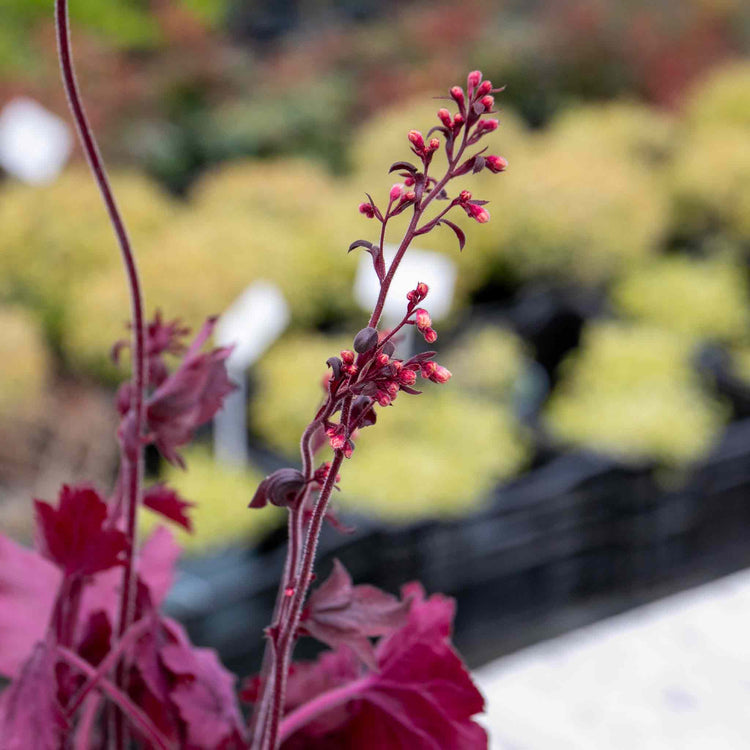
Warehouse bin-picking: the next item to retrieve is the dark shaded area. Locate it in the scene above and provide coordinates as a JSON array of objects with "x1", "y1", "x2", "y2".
[{"x1": 166, "y1": 417, "x2": 750, "y2": 678}]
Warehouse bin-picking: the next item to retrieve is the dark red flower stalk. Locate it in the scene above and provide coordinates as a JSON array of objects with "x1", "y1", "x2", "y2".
[{"x1": 250, "y1": 69, "x2": 506, "y2": 749}]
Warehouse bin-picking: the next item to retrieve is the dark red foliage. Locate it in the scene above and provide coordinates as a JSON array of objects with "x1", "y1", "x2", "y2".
[
  {"x1": 143, "y1": 483, "x2": 195, "y2": 531},
  {"x1": 34, "y1": 485, "x2": 128, "y2": 578},
  {"x1": 280, "y1": 583, "x2": 488, "y2": 750},
  {"x1": 144, "y1": 317, "x2": 237, "y2": 467},
  {"x1": 160, "y1": 636, "x2": 247, "y2": 748},
  {"x1": 0, "y1": 642, "x2": 67, "y2": 750},
  {"x1": 300, "y1": 559, "x2": 410, "y2": 669}
]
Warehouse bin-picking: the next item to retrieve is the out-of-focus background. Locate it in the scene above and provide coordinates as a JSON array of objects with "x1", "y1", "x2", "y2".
[{"x1": 1, "y1": 0, "x2": 749, "y2": 745}]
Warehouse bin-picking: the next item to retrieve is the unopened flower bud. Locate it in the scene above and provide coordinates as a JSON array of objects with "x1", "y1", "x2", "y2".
[
  {"x1": 459, "y1": 190, "x2": 472, "y2": 203},
  {"x1": 486, "y1": 155, "x2": 508, "y2": 173},
  {"x1": 342, "y1": 441, "x2": 354, "y2": 459},
  {"x1": 408, "y1": 130, "x2": 426, "y2": 151},
  {"x1": 416, "y1": 281, "x2": 428, "y2": 298},
  {"x1": 340, "y1": 350, "x2": 355, "y2": 365},
  {"x1": 353, "y1": 327, "x2": 379, "y2": 353},
  {"x1": 438, "y1": 108, "x2": 452, "y2": 127},
  {"x1": 414, "y1": 308, "x2": 432, "y2": 330},
  {"x1": 344, "y1": 364, "x2": 358, "y2": 376},
  {"x1": 404, "y1": 175, "x2": 416, "y2": 186},
  {"x1": 424, "y1": 327, "x2": 438, "y2": 343},
  {"x1": 467, "y1": 203, "x2": 490, "y2": 223},
  {"x1": 477, "y1": 80, "x2": 493, "y2": 96},
  {"x1": 428, "y1": 138, "x2": 440, "y2": 151},
  {"x1": 359, "y1": 202, "x2": 376, "y2": 218},
  {"x1": 450, "y1": 86, "x2": 465, "y2": 108},
  {"x1": 399, "y1": 369, "x2": 417, "y2": 386},
  {"x1": 432, "y1": 365, "x2": 452, "y2": 383},
  {"x1": 477, "y1": 118, "x2": 499, "y2": 134},
  {"x1": 453, "y1": 113, "x2": 465, "y2": 127},
  {"x1": 385, "y1": 381, "x2": 399, "y2": 398},
  {"x1": 391, "y1": 360, "x2": 404, "y2": 373},
  {"x1": 389, "y1": 184, "x2": 403, "y2": 202},
  {"x1": 480, "y1": 95, "x2": 494, "y2": 111},
  {"x1": 377, "y1": 352, "x2": 390, "y2": 367},
  {"x1": 377, "y1": 391, "x2": 392, "y2": 407},
  {"x1": 421, "y1": 361, "x2": 438, "y2": 379},
  {"x1": 403, "y1": 190, "x2": 416, "y2": 202},
  {"x1": 467, "y1": 70, "x2": 482, "y2": 91}
]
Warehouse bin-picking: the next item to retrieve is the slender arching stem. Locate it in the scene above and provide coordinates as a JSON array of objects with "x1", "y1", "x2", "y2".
[{"x1": 55, "y1": 1, "x2": 147, "y2": 744}]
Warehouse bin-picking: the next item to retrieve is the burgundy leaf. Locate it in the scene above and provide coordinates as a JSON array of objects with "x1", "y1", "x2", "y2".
[
  {"x1": 0, "y1": 642, "x2": 67, "y2": 750},
  {"x1": 0, "y1": 536, "x2": 58, "y2": 678},
  {"x1": 34, "y1": 485, "x2": 128, "y2": 578},
  {"x1": 0, "y1": 526, "x2": 178, "y2": 679},
  {"x1": 301, "y1": 560, "x2": 410, "y2": 670},
  {"x1": 145, "y1": 317, "x2": 237, "y2": 467},
  {"x1": 160, "y1": 641, "x2": 246, "y2": 748},
  {"x1": 388, "y1": 161, "x2": 418, "y2": 174},
  {"x1": 143, "y1": 483, "x2": 195, "y2": 532},
  {"x1": 76, "y1": 610, "x2": 112, "y2": 667},
  {"x1": 281, "y1": 584, "x2": 487, "y2": 750},
  {"x1": 439, "y1": 219, "x2": 466, "y2": 252}
]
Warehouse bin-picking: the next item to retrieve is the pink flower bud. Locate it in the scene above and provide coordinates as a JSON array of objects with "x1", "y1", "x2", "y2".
[
  {"x1": 399, "y1": 369, "x2": 417, "y2": 386},
  {"x1": 340, "y1": 349, "x2": 355, "y2": 365},
  {"x1": 477, "y1": 118, "x2": 499, "y2": 133},
  {"x1": 359, "y1": 202, "x2": 375, "y2": 218},
  {"x1": 486, "y1": 155, "x2": 508, "y2": 173},
  {"x1": 385, "y1": 381, "x2": 399, "y2": 398},
  {"x1": 377, "y1": 352, "x2": 390, "y2": 366},
  {"x1": 414, "y1": 308, "x2": 432, "y2": 330},
  {"x1": 467, "y1": 70, "x2": 482, "y2": 92},
  {"x1": 404, "y1": 175, "x2": 415, "y2": 186},
  {"x1": 453, "y1": 113, "x2": 465, "y2": 127},
  {"x1": 450, "y1": 86, "x2": 465, "y2": 108},
  {"x1": 389, "y1": 184, "x2": 403, "y2": 202},
  {"x1": 477, "y1": 80, "x2": 493, "y2": 96},
  {"x1": 428, "y1": 138, "x2": 440, "y2": 151},
  {"x1": 438, "y1": 108, "x2": 452, "y2": 127},
  {"x1": 408, "y1": 130, "x2": 426, "y2": 151},
  {"x1": 344, "y1": 364, "x2": 358, "y2": 377},
  {"x1": 432, "y1": 365, "x2": 452, "y2": 383},
  {"x1": 421, "y1": 361, "x2": 438, "y2": 379},
  {"x1": 459, "y1": 190, "x2": 472, "y2": 203},
  {"x1": 377, "y1": 391, "x2": 392, "y2": 407},
  {"x1": 467, "y1": 203, "x2": 490, "y2": 223},
  {"x1": 342, "y1": 441, "x2": 354, "y2": 458},
  {"x1": 403, "y1": 190, "x2": 416, "y2": 202},
  {"x1": 416, "y1": 281, "x2": 429, "y2": 297},
  {"x1": 480, "y1": 95, "x2": 494, "y2": 111},
  {"x1": 391, "y1": 360, "x2": 404, "y2": 373},
  {"x1": 423, "y1": 327, "x2": 438, "y2": 343}
]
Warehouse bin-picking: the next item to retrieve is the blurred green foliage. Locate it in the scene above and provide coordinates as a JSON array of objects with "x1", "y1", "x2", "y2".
[
  {"x1": 0, "y1": 307, "x2": 50, "y2": 416},
  {"x1": 545, "y1": 323, "x2": 728, "y2": 466},
  {"x1": 1, "y1": 60, "x2": 749, "y2": 526}
]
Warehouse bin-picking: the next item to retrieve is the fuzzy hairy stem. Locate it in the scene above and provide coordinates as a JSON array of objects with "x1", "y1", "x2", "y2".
[{"x1": 55, "y1": 2, "x2": 147, "y2": 745}]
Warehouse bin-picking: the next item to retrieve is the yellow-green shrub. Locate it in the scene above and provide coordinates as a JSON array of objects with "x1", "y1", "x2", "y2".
[
  {"x1": 613, "y1": 255, "x2": 750, "y2": 342},
  {"x1": 140, "y1": 447, "x2": 281, "y2": 553},
  {"x1": 682, "y1": 62, "x2": 750, "y2": 132},
  {"x1": 0, "y1": 168, "x2": 178, "y2": 348},
  {"x1": 443, "y1": 325, "x2": 527, "y2": 399},
  {"x1": 0, "y1": 307, "x2": 50, "y2": 415},
  {"x1": 545, "y1": 322, "x2": 727, "y2": 465},
  {"x1": 339, "y1": 389, "x2": 528, "y2": 521},
  {"x1": 668, "y1": 126, "x2": 750, "y2": 245}
]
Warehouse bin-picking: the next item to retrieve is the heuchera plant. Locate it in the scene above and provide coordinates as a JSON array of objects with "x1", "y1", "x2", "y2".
[{"x1": 0, "y1": 3, "x2": 508, "y2": 749}]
